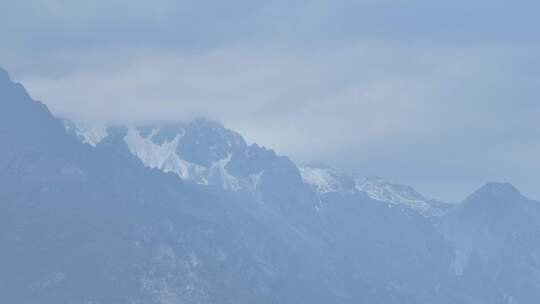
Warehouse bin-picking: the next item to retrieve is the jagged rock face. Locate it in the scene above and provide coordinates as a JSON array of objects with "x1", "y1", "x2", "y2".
[{"x1": 2, "y1": 67, "x2": 540, "y2": 304}]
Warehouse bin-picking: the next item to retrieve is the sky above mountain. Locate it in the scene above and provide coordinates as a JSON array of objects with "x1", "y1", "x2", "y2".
[{"x1": 1, "y1": 0, "x2": 539, "y2": 202}]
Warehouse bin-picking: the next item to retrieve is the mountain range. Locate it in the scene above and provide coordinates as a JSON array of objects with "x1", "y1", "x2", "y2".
[{"x1": 1, "y1": 67, "x2": 539, "y2": 304}]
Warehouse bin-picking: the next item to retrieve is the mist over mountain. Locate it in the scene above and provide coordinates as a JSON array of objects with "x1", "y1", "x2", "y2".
[{"x1": 2, "y1": 67, "x2": 540, "y2": 303}]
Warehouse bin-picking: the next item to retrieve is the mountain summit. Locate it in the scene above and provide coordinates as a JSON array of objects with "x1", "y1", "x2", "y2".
[{"x1": 469, "y1": 182, "x2": 521, "y2": 199}]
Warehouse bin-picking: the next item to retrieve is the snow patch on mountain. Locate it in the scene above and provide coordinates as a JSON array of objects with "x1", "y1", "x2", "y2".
[
  {"x1": 248, "y1": 172, "x2": 264, "y2": 203},
  {"x1": 204, "y1": 153, "x2": 241, "y2": 191},
  {"x1": 63, "y1": 118, "x2": 447, "y2": 215},
  {"x1": 298, "y1": 165, "x2": 448, "y2": 216},
  {"x1": 124, "y1": 127, "x2": 207, "y2": 180},
  {"x1": 298, "y1": 166, "x2": 344, "y2": 194},
  {"x1": 355, "y1": 177, "x2": 432, "y2": 214},
  {"x1": 123, "y1": 127, "x2": 243, "y2": 191},
  {"x1": 63, "y1": 120, "x2": 108, "y2": 147}
]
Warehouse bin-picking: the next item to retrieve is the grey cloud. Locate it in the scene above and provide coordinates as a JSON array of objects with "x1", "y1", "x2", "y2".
[
  {"x1": 1, "y1": 0, "x2": 539, "y2": 202},
  {"x1": 2, "y1": 0, "x2": 540, "y2": 53}
]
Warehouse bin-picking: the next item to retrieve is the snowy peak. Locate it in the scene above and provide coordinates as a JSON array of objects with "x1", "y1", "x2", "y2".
[
  {"x1": 62, "y1": 119, "x2": 289, "y2": 193},
  {"x1": 299, "y1": 166, "x2": 449, "y2": 216},
  {"x1": 355, "y1": 176, "x2": 451, "y2": 216},
  {"x1": 356, "y1": 177, "x2": 430, "y2": 210},
  {"x1": 63, "y1": 117, "x2": 449, "y2": 216}
]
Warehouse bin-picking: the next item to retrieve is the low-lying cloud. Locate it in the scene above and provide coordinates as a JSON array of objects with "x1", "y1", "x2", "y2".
[{"x1": 2, "y1": 0, "x2": 540, "y2": 202}]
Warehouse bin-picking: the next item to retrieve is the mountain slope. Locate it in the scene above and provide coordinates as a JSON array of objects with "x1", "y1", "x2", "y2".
[
  {"x1": 440, "y1": 182, "x2": 540, "y2": 303},
  {"x1": 0, "y1": 68, "x2": 338, "y2": 304},
  {"x1": 1, "y1": 67, "x2": 443, "y2": 304}
]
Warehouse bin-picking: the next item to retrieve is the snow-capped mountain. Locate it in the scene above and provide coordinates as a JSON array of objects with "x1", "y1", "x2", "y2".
[
  {"x1": 4, "y1": 67, "x2": 540, "y2": 303},
  {"x1": 1, "y1": 69, "x2": 332, "y2": 304},
  {"x1": 299, "y1": 165, "x2": 451, "y2": 216},
  {"x1": 65, "y1": 120, "x2": 449, "y2": 217},
  {"x1": 355, "y1": 176, "x2": 451, "y2": 216},
  {"x1": 122, "y1": 123, "x2": 242, "y2": 191},
  {"x1": 63, "y1": 119, "x2": 270, "y2": 193}
]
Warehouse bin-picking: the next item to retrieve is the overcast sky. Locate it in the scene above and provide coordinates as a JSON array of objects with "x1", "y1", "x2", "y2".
[{"x1": 1, "y1": 0, "x2": 539, "y2": 202}]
